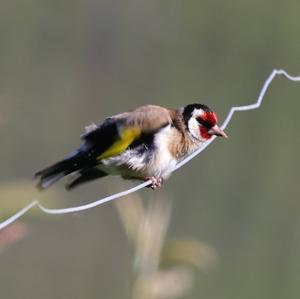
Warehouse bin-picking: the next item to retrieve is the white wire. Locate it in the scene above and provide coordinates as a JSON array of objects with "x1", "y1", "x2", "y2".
[
  {"x1": 0, "y1": 69, "x2": 299, "y2": 230},
  {"x1": 37, "y1": 181, "x2": 150, "y2": 214},
  {"x1": 0, "y1": 200, "x2": 38, "y2": 230}
]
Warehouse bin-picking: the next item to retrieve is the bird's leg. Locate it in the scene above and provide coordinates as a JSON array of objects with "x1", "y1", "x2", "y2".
[{"x1": 144, "y1": 176, "x2": 164, "y2": 190}]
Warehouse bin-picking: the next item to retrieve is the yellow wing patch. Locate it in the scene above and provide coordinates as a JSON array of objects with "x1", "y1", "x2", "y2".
[{"x1": 98, "y1": 126, "x2": 141, "y2": 160}]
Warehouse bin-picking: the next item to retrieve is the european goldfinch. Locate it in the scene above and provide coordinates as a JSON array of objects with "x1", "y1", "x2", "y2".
[{"x1": 35, "y1": 104, "x2": 227, "y2": 190}]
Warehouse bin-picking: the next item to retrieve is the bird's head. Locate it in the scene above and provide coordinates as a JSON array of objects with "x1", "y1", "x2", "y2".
[{"x1": 183, "y1": 103, "x2": 227, "y2": 142}]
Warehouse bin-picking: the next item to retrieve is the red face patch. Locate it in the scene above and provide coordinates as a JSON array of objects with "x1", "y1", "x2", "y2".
[
  {"x1": 200, "y1": 127, "x2": 212, "y2": 140},
  {"x1": 198, "y1": 111, "x2": 218, "y2": 140},
  {"x1": 201, "y1": 111, "x2": 218, "y2": 126}
]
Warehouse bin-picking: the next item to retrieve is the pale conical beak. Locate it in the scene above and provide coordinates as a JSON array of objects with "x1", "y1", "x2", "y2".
[{"x1": 208, "y1": 125, "x2": 228, "y2": 138}]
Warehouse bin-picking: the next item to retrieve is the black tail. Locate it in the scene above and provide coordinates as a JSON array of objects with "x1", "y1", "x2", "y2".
[{"x1": 35, "y1": 154, "x2": 85, "y2": 190}]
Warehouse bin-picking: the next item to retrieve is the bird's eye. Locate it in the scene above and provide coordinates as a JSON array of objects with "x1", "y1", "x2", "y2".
[{"x1": 196, "y1": 117, "x2": 212, "y2": 129}]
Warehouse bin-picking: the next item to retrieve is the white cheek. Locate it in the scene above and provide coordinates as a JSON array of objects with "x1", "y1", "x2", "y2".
[
  {"x1": 188, "y1": 118, "x2": 201, "y2": 140},
  {"x1": 188, "y1": 118, "x2": 210, "y2": 142}
]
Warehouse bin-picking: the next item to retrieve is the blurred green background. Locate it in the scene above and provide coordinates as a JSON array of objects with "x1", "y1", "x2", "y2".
[{"x1": 0, "y1": 0, "x2": 300, "y2": 298}]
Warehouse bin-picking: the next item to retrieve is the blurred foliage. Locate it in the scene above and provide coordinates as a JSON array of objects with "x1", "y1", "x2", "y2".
[
  {"x1": 115, "y1": 193, "x2": 217, "y2": 299},
  {"x1": 0, "y1": 223, "x2": 28, "y2": 254},
  {"x1": 0, "y1": 0, "x2": 300, "y2": 299}
]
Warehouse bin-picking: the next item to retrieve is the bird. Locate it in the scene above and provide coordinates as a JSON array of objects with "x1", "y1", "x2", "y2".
[{"x1": 35, "y1": 103, "x2": 227, "y2": 190}]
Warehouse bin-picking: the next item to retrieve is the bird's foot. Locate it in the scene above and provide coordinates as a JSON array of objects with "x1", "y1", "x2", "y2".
[{"x1": 145, "y1": 176, "x2": 163, "y2": 190}]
